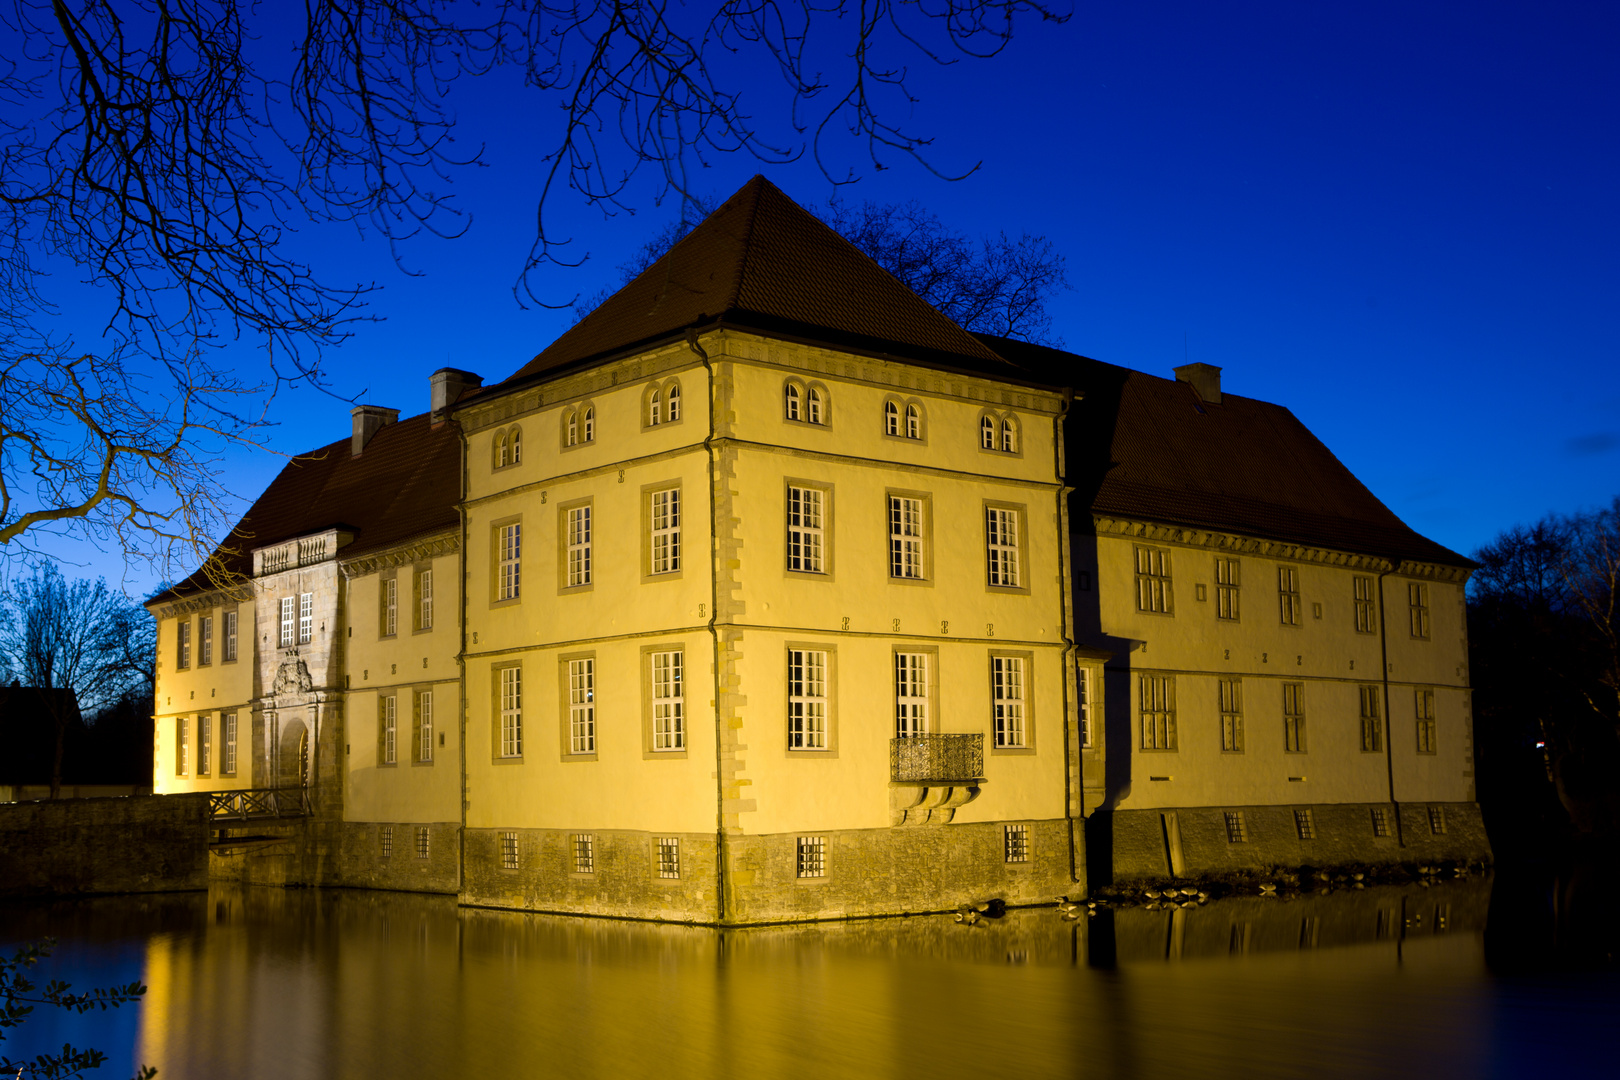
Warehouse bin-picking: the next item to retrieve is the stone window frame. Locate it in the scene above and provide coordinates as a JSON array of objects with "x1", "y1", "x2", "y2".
[
  {"x1": 222, "y1": 607, "x2": 239, "y2": 663},
  {"x1": 1077, "y1": 663, "x2": 1097, "y2": 750},
  {"x1": 977, "y1": 409, "x2": 1024, "y2": 457},
  {"x1": 501, "y1": 831, "x2": 520, "y2": 872},
  {"x1": 1215, "y1": 556, "x2": 1240, "y2": 622},
  {"x1": 1415, "y1": 687, "x2": 1438, "y2": 754},
  {"x1": 1278, "y1": 564, "x2": 1302, "y2": 627},
  {"x1": 298, "y1": 592, "x2": 314, "y2": 645},
  {"x1": 1283, "y1": 681, "x2": 1306, "y2": 753},
  {"x1": 379, "y1": 569, "x2": 399, "y2": 638},
  {"x1": 492, "y1": 424, "x2": 523, "y2": 471},
  {"x1": 795, "y1": 835, "x2": 828, "y2": 882},
  {"x1": 490, "y1": 515, "x2": 522, "y2": 606},
  {"x1": 784, "y1": 641, "x2": 838, "y2": 756},
  {"x1": 176, "y1": 618, "x2": 191, "y2": 670},
  {"x1": 984, "y1": 500, "x2": 1029, "y2": 593},
  {"x1": 572, "y1": 833, "x2": 595, "y2": 875},
  {"x1": 1139, "y1": 672, "x2": 1176, "y2": 751},
  {"x1": 413, "y1": 563, "x2": 435, "y2": 633},
  {"x1": 278, "y1": 596, "x2": 296, "y2": 647},
  {"x1": 1134, "y1": 544, "x2": 1173, "y2": 614},
  {"x1": 561, "y1": 400, "x2": 597, "y2": 450},
  {"x1": 380, "y1": 825, "x2": 393, "y2": 859},
  {"x1": 641, "y1": 480, "x2": 684, "y2": 582},
  {"x1": 783, "y1": 477, "x2": 835, "y2": 581},
  {"x1": 558, "y1": 498, "x2": 595, "y2": 593},
  {"x1": 198, "y1": 613, "x2": 213, "y2": 667},
  {"x1": 783, "y1": 377, "x2": 831, "y2": 427},
  {"x1": 175, "y1": 716, "x2": 189, "y2": 776},
  {"x1": 640, "y1": 644, "x2": 688, "y2": 759},
  {"x1": 886, "y1": 487, "x2": 933, "y2": 586},
  {"x1": 377, "y1": 692, "x2": 398, "y2": 766},
  {"x1": 196, "y1": 713, "x2": 212, "y2": 777},
  {"x1": 558, "y1": 650, "x2": 599, "y2": 761},
  {"x1": 415, "y1": 826, "x2": 430, "y2": 859},
  {"x1": 989, "y1": 649, "x2": 1036, "y2": 754},
  {"x1": 892, "y1": 644, "x2": 939, "y2": 738},
  {"x1": 491, "y1": 661, "x2": 524, "y2": 763},
  {"x1": 642, "y1": 377, "x2": 686, "y2": 430},
  {"x1": 1003, "y1": 823, "x2": 1030, "y2": 864},
  {"x1": 1219, "y1": 676, "x2": 1244, "y2": 753},
  {"x1": 882, "y1": 395, "x2": 927, "y2": 444},
  {"x1": 222, "y1": 711, "x2": 238, "y2": 776},
  {"x1": 1408, "y1": 581, "x2": 1432, "y2": 640},
  {"x1": 412, "y1": 686, "x2": 435, "y2": 766},
  {"x1": 1359, "y1": 685, "x2": 1384, "y2": 752},
  {"x1": 655, "y1": 836, "x2": 681, "y2": 880},
  {"x1": 1354, "y1": 575, "x2": 1378, "y2": 634}
]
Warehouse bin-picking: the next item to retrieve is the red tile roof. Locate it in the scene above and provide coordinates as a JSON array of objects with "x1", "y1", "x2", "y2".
[
  {"x1": 505, "y1": 175, "x2": 1016, "y2": 385},
  {"x1": 981, "y1": 336, "x2": 1472, "y2": 568}
]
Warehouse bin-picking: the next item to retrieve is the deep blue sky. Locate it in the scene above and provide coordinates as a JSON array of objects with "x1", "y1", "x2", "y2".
[{"x1": 40, "y1": 1, "x2": 1620, "y2": 592}]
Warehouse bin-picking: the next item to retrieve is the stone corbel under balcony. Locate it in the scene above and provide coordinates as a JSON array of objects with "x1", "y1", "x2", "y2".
[{"x1": 889, "y1": 733, "x2": 985, "y2": 826}]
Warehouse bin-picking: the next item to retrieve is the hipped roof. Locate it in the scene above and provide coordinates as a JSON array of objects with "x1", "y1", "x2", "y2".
[{"x1": 505, "y1": 175, "x2": 1015, "y2": 385}]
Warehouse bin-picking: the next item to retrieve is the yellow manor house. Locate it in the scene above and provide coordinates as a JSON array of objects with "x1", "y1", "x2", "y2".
[{"x1": 147, "y1": 178, "x2": 1489, "y2": 923}]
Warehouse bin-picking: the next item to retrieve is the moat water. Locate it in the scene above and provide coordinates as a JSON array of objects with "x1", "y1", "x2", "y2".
[{"x1": 3, "y1": 878, "x2": 1617, "y2": 1079}]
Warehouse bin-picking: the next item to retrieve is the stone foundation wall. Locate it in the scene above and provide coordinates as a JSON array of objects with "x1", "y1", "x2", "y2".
[
  {"x1": 335, "y1": 821, "x2": 461, "y2": 894},
  {"x1": 1095, "y1": 802, "x2": 1492, "y2": 885},
  {"x1": 0, "y1": 793, "x2": 209, "y2": 898}
]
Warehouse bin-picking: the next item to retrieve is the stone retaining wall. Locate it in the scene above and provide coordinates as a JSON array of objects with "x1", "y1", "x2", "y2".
[{"x1": 0, "y1": 793, "x2": 209, "y2": 898}]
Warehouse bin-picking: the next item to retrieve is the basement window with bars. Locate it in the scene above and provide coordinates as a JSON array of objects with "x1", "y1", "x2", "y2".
[
  {"x1": 1224, "y1": 811, "x2": 1248, "y2": 844},
  {"x1": 416, "y1": 827, "x2": 430, "y2": 859},
  {"x1": 1295, "y1": 808, "x2": 1316, "y2": 840},
  {"x1": 1004, "y1": 824, "x2": 1029, "y2": 864},
  {"x1": 656, "y1": 837, "x2": 681, "y2": 879},
  {"x1": 501, "y1": 832, "x2": 519, "y2": 871},
  {"x1": 796, "y1": 836, "x2": 826, "y2": 879},
  {"x1": 574, "y1": 834, "x2": 595, "y2": 874},
  {"x1": 1371, "y1": 807, "x2": 1391, "y2": 837},
  {"x1": 1428, "y1": 806, "x2": 1447, "y2": 835},
  {"x1": 380, "y1": 826, "x2": 393, "y2": 859}
]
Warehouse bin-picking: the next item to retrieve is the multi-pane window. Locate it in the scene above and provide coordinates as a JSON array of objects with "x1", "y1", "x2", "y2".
[
  {"x1": 279, "y1": 597, "x2": 295, "y2": 646},
  {"x1": 1135, "y1": 546, "x2": 1172, "y2": 613},
  {"x1": 199, "y1": 616, "x2": 213, "y2": 665},
  {"x1": 667, "y1": 383, "x2": 681, "y2": 421},
  {"x1": 785, "y1": 382, "x2": 802, "y2": 420},
  {"x1": 656, "y1": 837, "x2": 681, "y2": 879},
  {"x1": 1371, "y1": 807, "x2": 1391, "y2": 837},
  {"x1": 498, "y1": 523, "x2": 521, "y2": 600},
  {"x1": 786, "y1": 486, "x2": 825, "y2": 573},
  {"x1": 980, "y1": 415, "x2": 996, "y2": 449},
  {"x1": 383, "y1": 578, "x2": 398, "y2": 636},
  {"x1": 1354, "y1": 575, "x2": 1377, "y2": 633},
  {"x1": 299, "y1": 593, "x2": 313, "y2": 644},
  {"x1": 176, "y1": 717, "x2": 189, "y2": 775},
  {"x1": 1278, "y1": 566, "x2": 1301, "y2": 626},
  {"x1": 1215, "y1": 557, "x2": 1240, "y2": 621},
  {"x1": 177, "y1": 620, "x2": 191, "y2": 669},
  {"x1": 1139, "y1": 674, "x2": 1176, "y2": 750},
  {"x1": 650, "y1": 489, "x2": 680, "y2": 574},
  {"x1": 1428, "y1": 806, "x2": 1447, "y2": 834},
  {"x1": 1077, "y1": 666, "x2": 1093, "y2": 749},
  {"x1": 991, "y1": 656, "x2": 1026, "y2": 748},
  {"x1": 567, "y1": 507, "x2": 592, "y2": 587},
  {"x1": 380, "y1": 826, "x2": 393, "y2": 859},
  {"x1": 565, "y1": 409, "x2": 579, "y2": 445},
  {"x1": 1409, "y1": 583, "x2": 1431, "y2": 639},
  {"x1": 418, "y1": 690, "x2": 434, "y2": 763},
  {"x1": 198, "y1": 715, "x2": 211, "y2": 775},
  {"x1": 499, "y1": 667, "x2": 522, "y2": 757},
  {"x1": 986, "y1": 507, "x2": 1021, "y2": 587},
  {"x1": 796, "y1": 836, "x2": 826, "y2": 879},
  {"x1": 649, "y1": 388, "x2": 663, "y2": 426},
  {"x1": 1219, "y1": 678, "x2": 1243, "y2": 752},
  {"x1": 417, "y1": 569, "x2": 434, "y2": 630},
  {"x1": 573, "y1": 833, "x2": 595, "y2": 874},
  {"x1": 787, "y1": 649, "x2": 828, "y2": 750},
  {"x1": 224, "y1": 610, "x2": 238, "y2": 661},
  {"x1": 651, "y1": 651, "x2": 684, "y2": 751},
  {"x1": 581, "y1": 406, "x2": 595, "y2": 442},
  {"x1": 223, "y1": 712, "x2": 238, "y2": 775},
  {"x1": 1001, "y1": 417, "x2": 1017, "y2": 453},
  {"x1": 807, "y1": 387, "x2": 824, "y2": 425},
  {"x1": 416, "y1": 826, "x2": 430, "y2": 859},
  {"x1": 1295, "y1": 808, "x2": 1316, "y2": 840},
  {"x1": 885, "y1": 400, "x2": 901, "y2": 436},
  {"x1": 1359, "y1": 686, "x2": 1384, "y2": 752},
  {"x1": 1004, "y1": 824, "x2": 1029, "y2": 864},
  {"x1": 1415, "y1": 689, "x2": 1437, "y2": 753},
  {"x1": 381, "y1": 695, "x2": 397, "y2": 764},
  {"x1": 894, "y1": 653, "x2": 929, "y2": 737},
  {"x1": 501, "y1": 832, "x2": 519, "y2": 870},
  {"x1": 906, "y1": 403, "x2": 921, "y2": 439},
  {"x1": 568, "y1": 658, "x2": 596, "y2": 754},
  {"x1": 1283, "y1": 682, "x2": 1305, "y2": 752},
  {"x1": 1224, "y1": 811, "x2": 1248, "y2": 843},
  {"x1": 888, "y1": 496, "x2": 925, "y2": 579}
]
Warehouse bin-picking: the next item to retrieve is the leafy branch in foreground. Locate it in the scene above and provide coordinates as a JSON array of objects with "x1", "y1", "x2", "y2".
[{"x1": 0, "y1": 939, "x2": 155, "y2": 1080}]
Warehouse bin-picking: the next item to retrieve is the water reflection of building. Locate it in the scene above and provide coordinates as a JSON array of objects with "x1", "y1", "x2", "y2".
[{"x1": 144, "y1": 176, "x2": 1489, "y2": 920}]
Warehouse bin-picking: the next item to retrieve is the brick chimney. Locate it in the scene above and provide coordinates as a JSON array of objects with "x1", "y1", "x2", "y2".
[
  {"x1": 351, "y1": 405, "x2": 400, "y2": 456},
  {"x1": 430, "y1": 368, "x2": 483, "y2": 424},
  {"x1": 1174, "y1": 362, "x2": 1222, "y2": 405}
]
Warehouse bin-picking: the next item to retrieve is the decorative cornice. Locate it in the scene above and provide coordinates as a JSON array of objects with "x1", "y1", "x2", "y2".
[
  {"x1": 459, "y1": 342, "x2": 696, "y2": 434},
  {"x1": 339, "y1": 531, "x2": 460, "y2": 579},
  {"x1": 1091, "y1": 515, "x2": 1472, "y2": 584},
  {"x1": 152, "y1": 585, "x2": 253, "y2": 621}
]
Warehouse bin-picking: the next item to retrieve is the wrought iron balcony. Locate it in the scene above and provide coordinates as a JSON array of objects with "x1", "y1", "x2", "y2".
[
  {"x1": 890, "y1": 733, "x2": 985, "y2": 784},
  {"x1": 208, "y1": 787, "x2": 312, "y2": 821}
]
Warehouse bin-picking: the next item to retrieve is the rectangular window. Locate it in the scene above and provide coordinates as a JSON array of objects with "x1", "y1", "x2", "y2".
[
  {"x1": 224, "y1": 610, "x2": 238, "y2": 661},
  {"x1": 991, "y1": 655, "x2": 1026, "y2": 748},
  {"x1": 499, "y1": 667, "x2": 522, "y2": 757},
  {"x1": 1360, "y1": 685, "x2": 1384, "y2": 752},
  {"x1": 574, "y1": 833, "x2": 595, "y2": 874},
  {"x1": 796, "y1": 836, "x2": 826, "y2": 879},
  {"x1": 199, "y1": 616, "x2": 213, "y2": 666},
  {"x1": 566, "y1": 506, "x2": 592, "y2": 587},
  {"x1": 1224, "y1": 811, "x2": 1248, "y2": 843},
  {"x1": 1371, "y1": 807, "x2": 1391, "y2": 837},
  {"x1": 381, "y1": 695, "x2": 397, "y2": 765},
  {"x1": 501, "y1": 832, "x2": 519, "y2": 871},
  {"x1": 1139, "y1": 674, "x2": 1176, "y2": 750},
  {"x1": 223, "y1": 712, "x2": 238, "y2": 776},
  {"x1": 1283, "y1": 682, "x2": 1305, "y2": 752},
  {"x1": 1295, "y1": 808, "x2": 1316, "y2": 840},
  {"x1": 176, "y1": 620, "x2": 191, "y2": 669},
  {"x1": 894, "y1": 652, "x2": 929, "y2": 737},
  {"x1": 786, "y1": 485, "x2": 825, "y2": 573},
  {"x1": 1135, "y1": 545, "x2": 1172, "y2": 613},
  {"x1": 416, "y1": 826, "x2": 430, "y2": 859},
  {"x1": 1409, "y1": 582, "x2": 1431, "y2": 639},
  {"x1": 299, "y1": 593, "x2": 313, "y2": 644},
  {"x1": 1428, "y1": 805, "x2": 1447, "y2": 835},
  {"x1": 417, "y1": 690, "x2": 434, "y2": 763},
  {"x1": 380, "y1": 826, "x2": 393, "y2": 859},
  {"x1": 888, "y1": 495, "x2": 925, "y2": 579},
  {"x1": 656, "y1": 837, "x2": 681, "y2": 879},
  {"x1": 986, "y1": 507, "x2": 1021, "y2": 587},
  {"x1": 649, "y1": 488, "x2": 681, "y2": 574},
  {"x1": 787, "y1": 649, "x2": 828, "y2": 750},
  {"x1": 1215, "y1": 557, "x2": 1240, "y2": 621},
  {"x1": 198, "y1": 715, "x2": 211, "y2": 776},
  {"x1": 1004, "y1": 824, "x2": 1029, "y2": 864},
  {"x1": 651, "y1": 650, "x2": 684, "y2": 751},
  {"x1": 1219, "y1": 678, "x2": 1243, "y2": 752},
  {"x1": 1077, "y1": 666, "x2": 1093, "y2": 749},
  {"x1": 1415, "y1": 689, "x2": 1437, "y2": 753},
  {"x1": 175, "y1": 717, "x2": 188, "y2": 775},
  {"x1": 383, "y1": 578, "x2": 398, "y2": 636},
  {"x1": 1354, "y1": 575, "x2": 1377, "y2": 633},
  {"x1": 279, "y1": 597, "x2": 295, "y2": 646},
  {"x1": 568, "y1": 658, "x2": 596, "y2": 754},
  {"x1": 498, "y1": 523, "x2": 521, "y2": 600},
  {"x1": 1278, "y1": 566, "x2": 1301, "y2": 626},
  {"x1": 417, "y1": 569, "x2": 434, "y2": 630}
]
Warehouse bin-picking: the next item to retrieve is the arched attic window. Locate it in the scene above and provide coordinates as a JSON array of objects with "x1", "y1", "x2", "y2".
[
  {"x1": 885, "y1": 400, "x2": 900, "y2": 436},
  {"x1": 785, "y1": 381, "x2": 802, "y2": 421},
  {"x1": 509, "y1": 426, "x2": 522, "y2": 463},
  {"x1": 1000, "y1": 417, "x2": 1018, "y2": 453},
  {"x1": 905, "y1": 403, "x2": 922, "y2": 440},
  {"x1": 565, "y1": 409, "x2": 578, "y2": 447},
  {"x1": 494, "y1": 430, "x2": 509, "y2": 469},
  {"x1": 582, "y1": 406, "x2": 595, "y2": 442},
  {"x1": 980, "y1": 414, "x2": 996, "y2": 449},
  {"x1": 666, "y1": 381, "x2": 681, "y2": 421},
  {"x1": 649, "y1": 388, "x2": 662, "y2": 427},
  {"x1": 807, "y1": 387, "x2": 824, "y2": 425}
]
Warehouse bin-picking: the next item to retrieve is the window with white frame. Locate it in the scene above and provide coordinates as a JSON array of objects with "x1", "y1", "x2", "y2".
[
  {"x1": 1278, "y1": 566, "x2": 1301, "y2": 626},
  {"x1": 565, "y1": 408, "x2": 579, "y2": 446},
  {"x1": 650, "y1": 488, "x2": 680, "y2": 574},
  {"x1": 894, "y1": 652, "x2": 929, "y2": 737},
  {"x1": 176, "y1": 717, "x2": 189, "y2": 775},
  {"x1": 573, "y1": 833, "x2": 595, "y2": 874},
  {"x1": 656, "y1": 836, "x2": 680, "y2": 879},
  {"x1": 381, "y1": 695, "x2": 397, "y2": 764},
  {"x1": 177, "y1": 620, "x2": 191, "y2": 669},
  {"x1": 383, "y1": 578, "x2": 398, "y2": 636},
  {"x1": 649, "y1": 387, "x2": 662, "y2": 426},
  {"x1": 807, "y1": 386, "x2": 824, "y2": 424},
  {"x1": 785, "y1": 381, "x2": 802, "y2": 421},
  {"x1": 1216, "y1": 557, "x2": 1240, "y2": 621},
  {"x1": 198, "y1": 714, "x2": 211, "y2": 775},
  {"x1": 1000, "y1": 416, "x2": 1018, "y2": 453},
  {"x1": 992, "y1": 655, "x2": 1026, "y2": 748},
  {"x1": 885, "y1": 399, "x2": 901, "y2": 436},
  {"x1": 418, "y1": 690, "x2": 434, "y2": 763},
  {"x1": 502, "y1": 832, "x2": 520, "y2": 870},
  {"x1": 223, "y1": 712, "x2": 238, "y2": 775},
  {"x1": 986, "y1": 507, "x2": 1020, "y2": 587},
  {"x1": 199, "y1": 616, "x2": 213, "y2": 665},
  {"x1": 888, "y1": 495, "x2": 925, "y2": 579},
  {"x1": 906, "y1": 403, "x2": 922, "y2": 439},
  {"x1": 787, "y1": 649, "x2": 828, "y2": 750},
  {"x1": 279, "y1": 597, "x2": 295, "y2": 646},
  {"x1": 787, "y1": 486, "x2": 825, "y2": 573},
  {"x1": 1140, "y1": 673, "x2": 1176, "y2": 750},
  {"x1": 667, "y1": 382, "x2": 681, "y2": 421},
  {"x1": 498, "y1": 523, "x2": 521, "y2": 600},
  {"x1": 1219, "y1": 677, "x2": 1243, "y2": 752},
  {"x1": 417, "y1": 568, "x2": 433, "y2": 630},
  {"x1": 1360, "y1": 685, "x2": 1383, "y2": 751},
  {"x1": 568, "y1": 658, "x2": 596, "y2": 754},
  {"x1": 581, "y1": 406, "x2": 594, "y2": 442},
  {"x1": 1003, "y1": 824, "x2": 1029, "y2": 863},
  {"x1": 567, "y1": 506, "x2": 592, "y2": 587},
  {"x1": 651, "y1": 650, "x2": 684, "y2": 751},
  {"x1": 509, "y1": 426, "x2": 522, "y2": 464},
  {"x1": 1354, "y1": 575, "x2": 1377, "y2": 633},
  {"x1": 1077, "y1": 665, "x2": 1093, "y2": 749},
  {"x1": 299, "y1": 593, "x2": 313, "y2": 644},
  {"x1": 796, "y1": 836, "x2": 826, "y2": 878},
  {"x1": 1135, "y1": 546, "x2": 1172, "y2": 613},
  {"x1": 494, "y1": 428, "x2": 511, "y2": 468},
  {"x1": 499, "y1": 667, "x2": 522, "y2": 757},
  {"x1": 1409, "y1": 582, "x2": 1431, "y2": 639},
  {"x1": 980, "y1": 414, "x2": 996, "y2": 449},
  {"x1": 224, "y1": 610, "x2": 238, "y2": 661}
]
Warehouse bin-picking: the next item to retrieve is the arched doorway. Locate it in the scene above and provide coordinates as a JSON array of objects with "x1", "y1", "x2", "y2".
[{"x1": 278, "y1": 716, "x2": 309, "y2": 788}]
